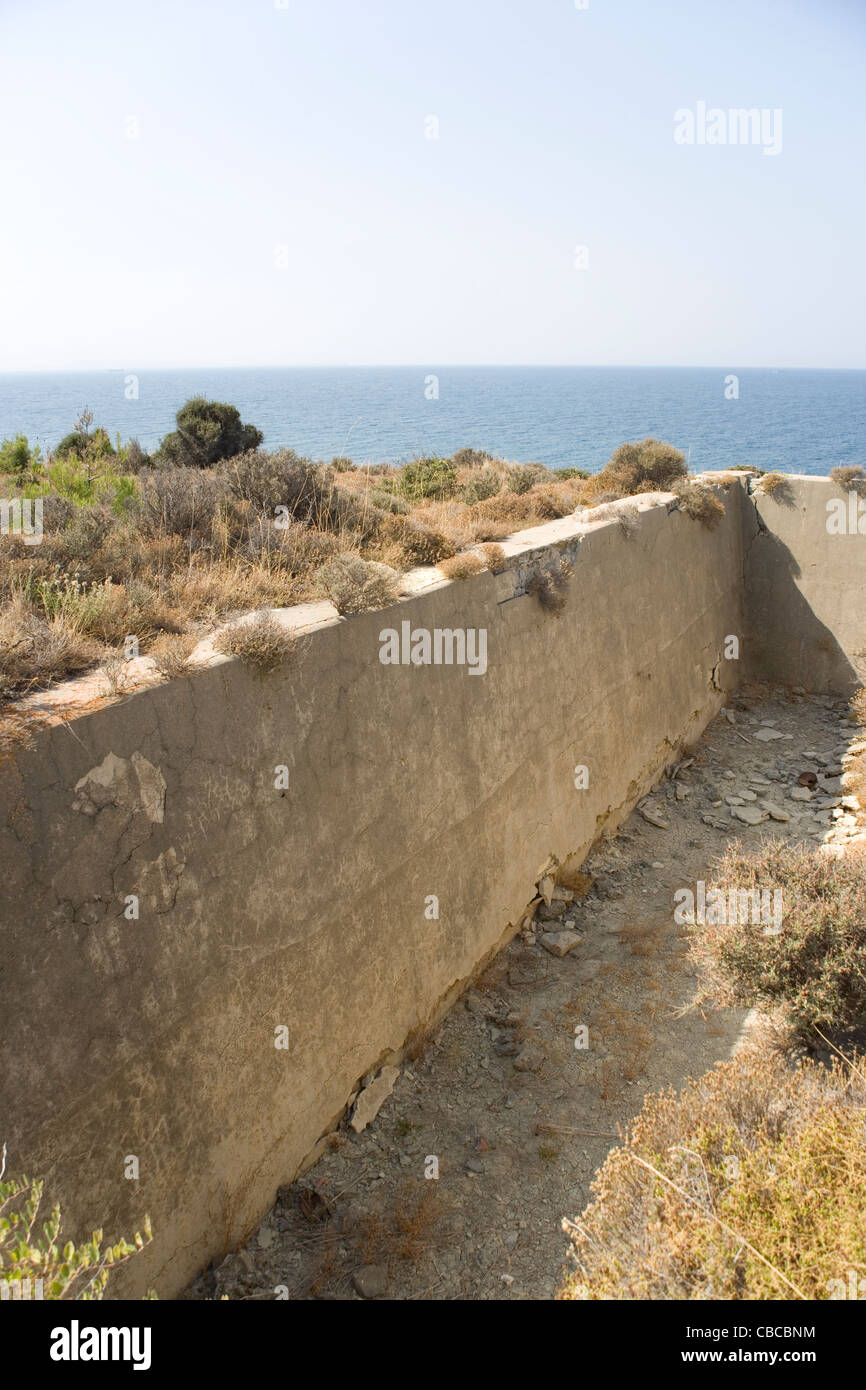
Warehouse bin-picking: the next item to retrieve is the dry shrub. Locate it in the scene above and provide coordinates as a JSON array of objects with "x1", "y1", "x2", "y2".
[
  {"x1": 377, "y1": 514, "x2": 455, "y2": 565},
  {"x1": 215, "y1": 612, "x2": 297, "y2": 673},
  {"x1": 830, "y1": 465, "x2": 866, "y2": 496},
  {"x1": 582, "y1": 439, "x2": 687, "y2": 500},
  {"x1": 558, "y1": 1045, "x2": 866, "y2": 1300},
  {"x1": 0, "y1": 594, "x2": 98, "y2": 696},
  {"x1": 101, "y1": 649, "x2": 133, "y2": 697},
  {"x1": 689, "y1": 840, "x2": 866, "y2": 1042},
  {"x1": 528, "y1": 560, "x2": 574, "y2": 616},
  {"x1": 150, "y1": 632, "x2": 197, "y2": 680},
  {"x1": 477, "y1": 542, "x2": 507, "y2": 572},
  {"x1": 315, "y1": 554, "x2": 401, "y2": 614},
  {"x1": 531, "y1": 487, "x2": 577, "y2": 520},
  {"x1": 167, "y1": 560, "x2": 301, "y2": 621},
  {"x1": 437, "y1": 553, "x2": 484, "y2": 581},
  {"x1": 756, "y1": 471, "x2": 792, "y2": 499},
  {"x1": 672, "y1": 480, "x2": 726, "y2": 529}
]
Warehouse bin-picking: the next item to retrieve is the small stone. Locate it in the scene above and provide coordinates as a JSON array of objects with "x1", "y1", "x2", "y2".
[
  {"x1": 538, "y1": 875, "x2": 555, "y2": 906},
  {"x1": 350, "y1": 1066, "x2": 400, "y2": 1133},
  {"x1": 731, "y1": 806, "x2": 767, "y2": 825},
  {"x1": 754, "y1": 728, "x2": 791, "y2": 742},
  {"x1": 675, "y1": 784, "x2": 690, "y2": 801},
  {"x1": 735, "y1": 788, "x2": 758, "y2": 802},
  {"x1": 761, "y1": 801, "x2": 791, "y2": 822},
  {"x1": 513, "y1": 1045, "x2": 544, "y2": 1073},
  {"x1": 639, "y1": 804, "x2": 669, "y2": 829},
  {"x1": 536, "y1": 900, "x2": 567, "y2": 922},
  {"x1": 540, "y1": 930, "x2": 582, "y2": 958},
  {"x1": 494, "y1": 1039, "x2": 519, "y2": 1056},
  {"x1": 504, "y1": 1231, "x2": 519, "y2": 1251},
  {"x1": 353, "y1": 1265, "x2": 389, "y2": 1299},
  {"x1": 790, "y1": 787, "x2": 814, "y2": 802},
  {"x1": 725, "y1": 796, "x2": 745, "y2": 806}
]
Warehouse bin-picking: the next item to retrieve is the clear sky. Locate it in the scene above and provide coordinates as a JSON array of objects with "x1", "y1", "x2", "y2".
[{"x1": 1, "y1": 0, "x2": 864, "y2": 371}]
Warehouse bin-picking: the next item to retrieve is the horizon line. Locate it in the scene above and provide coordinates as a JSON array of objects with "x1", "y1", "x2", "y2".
[{"x1": 2, "y1": 363, "x2": 866, "y2": 375}]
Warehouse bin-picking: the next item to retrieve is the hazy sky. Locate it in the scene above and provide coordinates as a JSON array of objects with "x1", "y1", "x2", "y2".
[{"x1": 1, "y1": 0, "x2": 864, "y2": 371}]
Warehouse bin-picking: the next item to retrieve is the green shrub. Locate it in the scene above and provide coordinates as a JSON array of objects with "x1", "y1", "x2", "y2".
[
  {"x1": 451, "y1": 446, "x2": 492, "y2": 469},
  {"x1": 689, "y1": 841, "x2": 866, "y2": 1042},
  {"x1": 397, "y1": 457, "x2": 458, "y2": 501},
  {"x1": 157, "y1": 397, "x2": 263, "y2": 468},
  {"x1": 461, "y1": 465, "x2": 501, "y2": 505},
  {"x1": 506, "y1": 464, "x2": 540, "y2": 495},
  {"x1": 0, "y1": 1163, "x2": 153, "y2": 1300},
  {"x1": 0, "y1": 434, "x2": 42, "y2": 476},
  {"x1": 55, "y1": 426, "x2": 114, "y2": 462},
  {"x1": 556, "y1": 467, "x2": 590, "y2": 480}
]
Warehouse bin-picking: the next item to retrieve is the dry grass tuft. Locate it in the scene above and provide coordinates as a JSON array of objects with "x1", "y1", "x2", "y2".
[
  {"x1": 830, "y1": 465, "x2": 866, "y2": 496},
  {"x1": 672, "y1": 480, "x2": 726, "y2": 529},
  {"x1": 436, "y1": 553, "x2": 485, "y2": 581},
  {"x1": 149, "y1": 632, "x2": 197, "y2": 680},
  {"x1": 315, "y1": 554, "x2": 401, "y2": 614},
  {"x1": 476, "y1": 542, "x2": 507, "y2": 572},
  {"x1": 215, "y1": 612, "x2": 297, "y2": 673},
  {"x1": 528, "y1": 561, "x2": 574, "y2": 616}
]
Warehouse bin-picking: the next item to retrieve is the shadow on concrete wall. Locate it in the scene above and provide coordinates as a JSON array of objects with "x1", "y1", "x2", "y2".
[{"x1": 745, "y1": 526, "x2": 861, "y2": 694}]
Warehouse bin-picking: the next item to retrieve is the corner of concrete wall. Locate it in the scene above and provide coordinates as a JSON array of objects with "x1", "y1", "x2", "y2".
[{"x1": 740, "y1": 474, "x2": 866, "y2": 693}]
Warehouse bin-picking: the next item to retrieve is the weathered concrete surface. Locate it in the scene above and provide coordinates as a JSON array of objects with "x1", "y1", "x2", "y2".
[
  {"x1": 0, "y1": 484, "x2": 749, "y2": 1297},
  {"x1": 743, "y1": 474, "x2": 866, "y2": 692}
]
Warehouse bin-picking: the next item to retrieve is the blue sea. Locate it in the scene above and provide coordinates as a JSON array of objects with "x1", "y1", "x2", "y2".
[{"x1": 1, "y1": 367, "x2": 864, "y2": 475}]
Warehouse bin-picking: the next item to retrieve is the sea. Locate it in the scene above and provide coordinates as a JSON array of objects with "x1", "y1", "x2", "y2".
[{"x1": 1, "y1": 366, "x2": 864, "y2": 475}]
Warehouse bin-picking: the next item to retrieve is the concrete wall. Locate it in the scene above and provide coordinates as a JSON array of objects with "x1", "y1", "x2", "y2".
[
  {"x1": 743, "y1": 474, "x2": 866, "y2": 692},
  {"x1": 1, "y1": 481, "x2": 750, "y2": 1297}
]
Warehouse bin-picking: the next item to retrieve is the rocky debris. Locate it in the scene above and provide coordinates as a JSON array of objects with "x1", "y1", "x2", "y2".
[
  {"x1": 540, "y1": 930, "x2": 582, "y2": 958},
  {"x1": 731, "y1": 805, "x2": 768, "y2": 826},
  {"x1": 761, "y1": 801, "x2": 791, "y2": 822},
  {"x1": 350, "y1": 1066, "x2": 400, "y2": 1134},
  {"x1": 790, "y1": 786, "x2": 814, "y2": 802},
  {"x1": 352, "y1": 1265, "x2": 389, "y2": 1299},
  {"x1": 639, "y1": 802, "x2": 669, "y2": 829},
  {"x1": 753, "y1": 727, "x2": 791, "y2": 742}
]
